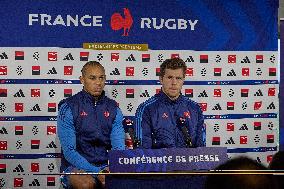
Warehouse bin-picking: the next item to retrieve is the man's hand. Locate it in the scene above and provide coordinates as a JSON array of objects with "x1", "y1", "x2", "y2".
[{"x1": 97, "y1": 167, "x2": 109, "y2": 188}]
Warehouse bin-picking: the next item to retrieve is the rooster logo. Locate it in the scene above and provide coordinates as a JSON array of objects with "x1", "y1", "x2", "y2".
[{"x1": 111, "y1": 8, "x2": 133, "y2": 36}]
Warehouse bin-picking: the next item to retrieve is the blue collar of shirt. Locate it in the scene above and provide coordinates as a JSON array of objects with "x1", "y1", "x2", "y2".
[
  {"x1": 158, "y1": 89, "x2": 183, "y2": 105},
  {"x1": 81, "y1": 89, "x2": 106, "y2": 105}
]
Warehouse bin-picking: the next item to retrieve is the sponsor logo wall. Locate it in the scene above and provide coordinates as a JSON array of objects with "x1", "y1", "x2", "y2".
[
  {"x1": 280, "y1": 19, "x2": 284, "y2": 151},
  {"x1": 0, "y1": 48, "x2": 279, "y2": 188}
]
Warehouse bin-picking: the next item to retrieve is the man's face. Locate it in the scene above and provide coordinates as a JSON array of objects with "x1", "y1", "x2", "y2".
[
  {"x1": 80, "y1": 65, "x2": 106, "y2": 97},
  {"x1": 159, "y1": 68, "x2": 185, "y2": 100}
]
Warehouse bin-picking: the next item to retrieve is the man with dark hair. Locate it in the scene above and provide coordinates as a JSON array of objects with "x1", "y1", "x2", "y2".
[
  {"x1": 269, "y1": 151, "x2": 284, "y2": 189},
  {"x1": 269, "y1": 151, "x2": 284, "y2": 170},
  {"x1": 205, "y1": 156, "x2": 278, "y2": 189},
  {"x1": 135, "y1": 58, "x2": 205, "y2": 149},
  {"x1": 57, "y1": 61, "x2": 125, "y2": 189}
]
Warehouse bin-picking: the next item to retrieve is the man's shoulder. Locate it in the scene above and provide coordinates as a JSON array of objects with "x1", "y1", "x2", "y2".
[
  {"x1": 181, "y1": 96, "x2": 202, "y2": 112},
  {"x1": 69, "y1": 91, "x2": 83, "y2": 100},
  {"x1": 104, "y1": 96, "x2": 119, "y2": 108},
  {"x1": 137, "y1": 94, "x2": 160, "y2": 110},
  {"x1": 58, "y1": 91, "x2": 83, "y2": 108}
]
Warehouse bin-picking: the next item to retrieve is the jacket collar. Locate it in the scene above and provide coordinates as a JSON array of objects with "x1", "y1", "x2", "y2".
[
  {"x1": 159, "y1": 89, "x2": 183, "y2": 104},
  {"x1": 81, "y1": 89, "x2": 106, "y2": 105}
]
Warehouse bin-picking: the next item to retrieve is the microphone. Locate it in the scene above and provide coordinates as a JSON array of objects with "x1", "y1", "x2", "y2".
[
  {"x1": 176, "y1": 116, "x2": 193, "y2": 148},
  {"x1": 122, "y1": 118, "x2": 140, "y2": 148}
]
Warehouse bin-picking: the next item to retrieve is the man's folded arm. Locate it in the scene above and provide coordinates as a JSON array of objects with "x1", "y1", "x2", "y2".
[
  {"x1": 135, "y1": 106, "x2": 153, "y2": 148},
  {"x1": 57, "y1": 103, "x2": 104, "y2": 173},
  {"x1": 110, "y1": 108, "x2": 125, "y2": 150}
]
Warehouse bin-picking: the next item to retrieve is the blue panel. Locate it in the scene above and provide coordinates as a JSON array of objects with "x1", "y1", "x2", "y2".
[{"x1": 0, "y1": 0, "x2": 278, "y2": 50}]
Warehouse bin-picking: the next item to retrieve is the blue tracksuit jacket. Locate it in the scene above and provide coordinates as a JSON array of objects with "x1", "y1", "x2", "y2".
[
  {"x1": 135, "y1": 90, "x2": 205, "y2": 148},
  {"x1": 57, "y1": 90, "x2": 125, "y2": 173}
]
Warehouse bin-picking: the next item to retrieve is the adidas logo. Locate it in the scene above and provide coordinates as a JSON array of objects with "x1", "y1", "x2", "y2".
[
  {"x1": 30, "y1": 104, "x2": 41, "y2": 111},
  {"x1": 14, "y1": 89, "x2": 25, "y2": 97},
  {"x1": 225, "y1": 137, "x2": 235, "y2": 144},
  {"x1": 13, "y1": 164, "x2": 24, "y2": 172},
  {"x1": 198, "y1": 90, "x2": 208, "y2": 97},
  {"x1": 254, "y1": 89, "x2": 263, "y2": 96},
  {"x1": 47, "y1": 67, "x2": 57, "y2": 74},
  {"x1": 185, "y1": 56, "x2": 194, "y2": 63},
  {"x1": 227, "y1": 69, "x2": 236, "y2": 76},
  {"x1": 267, "y1": 102, "x2": 275, "y2": 109},
  {"x1": 46, "y1": 141, "x2": 57, "y2": 148},
  {"x1": 0, "y1": 52, "x2": 8, "y2": 59},
  {"x1": 241, "y1": 56, "x2": 251, "y2": 63},
  {"x1": 239, "y1": 124, "x2": 248, "y2": 130},
  {"x1": 126, "y1": 54, "x2": 136, "y2": 61},
  {"x1": 212, "y1": 103, "x2": 222, "y2": 110},
  {"x1": 29, "y1": 179, "x2": 40, "y2": 186},
  {"x1": 63, "y1": 53, "x2": 74, "y2": 60},
  {"x1": 0, "y1": 127, "x2": 8, "y2": 134},
  {"x1": 110, "y1": 68, "x2": 120, "y2": 75},
  {"x1": 140, "y1": 90, "x2": 150, "y2": 98}
]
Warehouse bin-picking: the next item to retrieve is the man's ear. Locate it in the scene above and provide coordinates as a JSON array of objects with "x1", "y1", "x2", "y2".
[
  {"x1": 79, "y1": 76, "x2": 84, "y2": 85},
  {"x1": 159, "y1": 76, "x2": 163, "y2": 84}
]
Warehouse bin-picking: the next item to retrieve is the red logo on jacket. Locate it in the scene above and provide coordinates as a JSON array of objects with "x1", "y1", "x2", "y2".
[
  {"x1": 80, "y1": 110, "x2": 88, "y2": 116},
  {"x1": 104, "y1": 111, "x2": 110, "y2": 118},
  {"x1": 162, "y1": 112, "x2": 168, "y2": 119},
  {"x1": 183, "y1": 111, "x2": 190, "y2": 118}
]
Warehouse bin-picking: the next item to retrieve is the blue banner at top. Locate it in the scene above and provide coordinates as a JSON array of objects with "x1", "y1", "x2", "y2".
[{"x1": 0, "y1": 0, "x2": 278, "y2": 50}]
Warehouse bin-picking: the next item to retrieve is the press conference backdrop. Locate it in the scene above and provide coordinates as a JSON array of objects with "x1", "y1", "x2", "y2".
[
  {"x1": 0, "y1": 0, "x2": 280, "y2": 188},
  {"x1": 280, "y1": 19, "x2": 284, "y2": 152}
]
